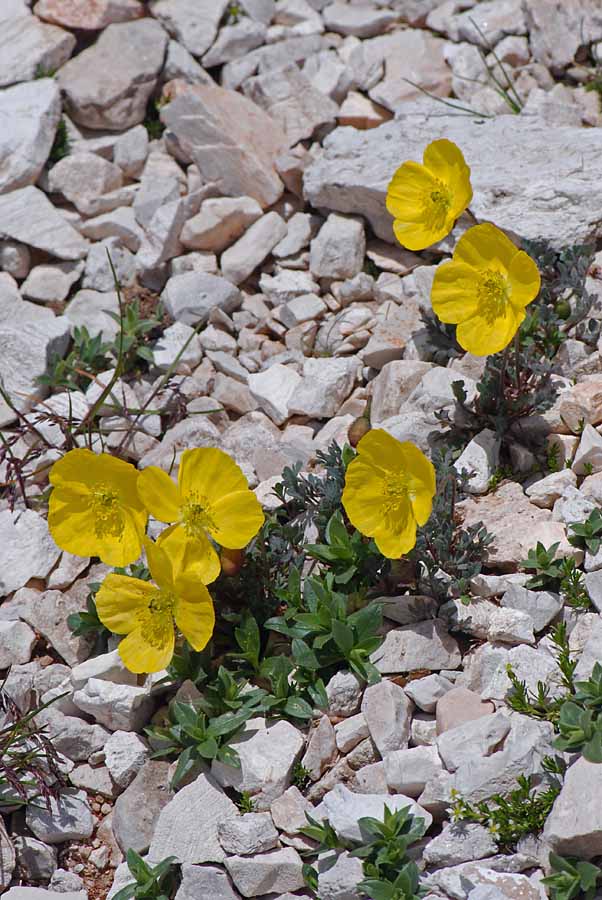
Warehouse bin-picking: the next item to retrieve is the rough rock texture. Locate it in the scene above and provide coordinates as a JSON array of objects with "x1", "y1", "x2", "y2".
[
  {"x1": 58, "y1": 19, "x2": 168, "y2": 130},
  {"x1": 304, "y1": 113, "x2": 602, "y2": 248}
]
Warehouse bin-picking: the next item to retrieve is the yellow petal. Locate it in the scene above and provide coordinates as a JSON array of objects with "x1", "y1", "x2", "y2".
[
  {"x1": 137, "y1": 466, "x2": 180, "y2": 522},
  {"x1": 354, "y1": 429, "x2": 407, "y2": 475},
  {"x1": 398, "y1": 442, "x2": 436, "y2": 506},
  {"x1": 374, "y1": 497, "x2": 417, "y2": 558},
  {"x1": 157, "y1": 525, "x2": 221, "y2": 585},
  {"x1": 423, "y1": 139, "x2": 472, "y2": 217},
  {"x1": 48, "y1": 486, "x2": 99, "y2": 557},
  {"x1": 118, "y1": 622, "x2": 175, "y2": 674},
  {"x1": 49, "y1": 448, "x2": 97, "y2": 488},
  {"x1": 431, "y1": 260, "x2": 481, "y2": 324},
  {"x1": 209, "y1": 490, "x2": 265, "y2": 549},
  {"x1": 174, "y1": 576, "x2": 215, "y2": 652},
  {"x1": 95, "y1": 573, "x2": 155, "y2": 634},
  {"x1": 508, "y1": 250, "x2": 541, "y2": 309},
  {"x1": 342, "y1": 464, "x2": 386, "y2": 537},
  {"x1": 94, "y1": 506, "x2": 146, "y2": 568},
  {"x1": 456, "y1": 306, "x2": 524, "y2": 357},
  {"x1": 178, "y1": 448, "x2": 248, "y2": 505},
  {"x1": 454, "y1": 223, "x2": 516, "y2": 271},
  {"x1": 144, "y1": 536, "x2": 174, "y2": 591},
  {"x1": 393, "y1": 219, "x2": 448, "y2": 253},
  {"x1": 386, "y1": 161, "x2": 437, "y2": 220}
]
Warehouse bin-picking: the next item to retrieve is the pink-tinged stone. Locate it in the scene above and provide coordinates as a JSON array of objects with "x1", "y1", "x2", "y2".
[
  {"x1": 435, "y1": 687, "x2": 495, "y2": 735},
  {"x1": 34, "y1": 0, "x2": 144, "y2": 29}
]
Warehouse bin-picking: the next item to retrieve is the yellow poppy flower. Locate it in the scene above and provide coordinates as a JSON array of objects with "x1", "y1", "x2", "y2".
[
  {"x1": 386, "y1": 139, "x2": 472, "y2": 251},
  {"x1": 95, "y1": 528, "x2": 216, "y2": 674},
  {"x1": 341, "y1": 429, "x2": 435, "y2": 558},
  {"x1": 48, "y1": 449, "x2": 147, "y2": 567},
  {"x1": 430, "y1": 222, "x2": 541, "y2": 356},
  {"x1": 137, "y1": 448, "x2": 264, "y2": 568}
]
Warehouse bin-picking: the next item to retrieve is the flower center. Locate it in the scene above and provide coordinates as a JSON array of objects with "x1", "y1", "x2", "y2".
[
  {"x1": 181, "y1": 490, "x2": 215, "y2": 539},
  {"x1": 140, "y1": 590, "x2": 176, "y2": 649},
  {"x1": 477, "y1": 269, "x2": 509, "y2": 323},
  {"x1": 422, "y1": 179, "x2": 452, "y2": 232},
  {"x1": 382, "y1": 472, "x2": 410, "y2": 513},
  {"x1": 90, "y1": 483, "x2": 124, "y2": 539}
]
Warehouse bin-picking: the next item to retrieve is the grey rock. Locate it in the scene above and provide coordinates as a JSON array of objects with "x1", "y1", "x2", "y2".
[
  {"x1": 334, "y1": 713, "x2": 369, "y2": 754},
  {"x1": 48, "y1": 152, "x2": 124, "y2": 216},
  {"x1": 384, "y1": 745, "x2": 443, "y2": 797},
  {"x1": 203, "y1": 18, "x2": 267, "y2": 67},
  {"x1": 323, "y1": 3, "x2": 397, "y2": 37},
  {"x1": 211, "y1": 719, "x2": 304, "y2": 810},
  {"x1": 162, "y1": 272, "x2": 241, "y2": 325},
  {"x1": 103, "y1": 730, "x2": 149, "y2": 789},
  {"x1": 0, "y1": 186, "x2": 88, "y2": 260},
  {"x1": 454, "y1": 429, "x2": 500, "y2": 495},
  {"x1": 175, "y1": 865, "x2": 241, "y2": 900},
  {"x1": 270, "y1": 786, "x2": 313, "y2": 835},
  {"x1": 21, "y1": 261, "x2": 84, "y2": 304},
  {"x1": 160, "y1": 84, "x2": 286, "y2": 209},
  {"x1": 310, "y1": 213, "x2": 366, "y2": 280},
  {"x1": 22, "y1": 588, "x2": 92, "y2": 666},
  {"x1": 317, "y1": 784, "x2": 432, "y2": 843},
  {"x1": 524, "y1": 0, "x2": 602, "y2": 69},
  {"x1": 149, "y1": 771, "x2": 238, "y2": 864},
  {"x1": 584, "y1": 570, "x2": 602, "y2": 613},
  {"x1": 113, "y1": 760, "x2": 172, "y2": 854},
  {"x1": 3, "y1": 891, "x2": 85, "y2": 900},
  {"x1": 225, "y1": 847, "x2": 305, "y2": 898},
  {"x1": 65, "y1": 289, "x2": 120, "y2": 340},
  {"x1": 0, "y1": 619, "x2": 36, "y2": 667},
  {"x1": 218, "y1": 813, "x2": 279, "y2": 856},
  {"x1": 113, "y1": 124, "x2": 149, "y2": 178},
  {"x1": 371, "y1": 620, "x2": 462, "y2": 674},
  {"x1": 248, "y1": 364, "x2": 302, "y2": 426},
  {"x1": 34, "y1": 706, "x2": 110, "y2": 762},
  {"x1": 361, "y1": 679, "x2": 413, "y2": 756},
  {"x1": 0, "y1": 239, "x2": 31, "y2": 279},
  {"x1": 70, "y1": 763, "x2": 117, "y2": 799},
  {"x1": 0, "y1": 79, "x2": 61, "y2": 193},
  {"x1": 0, "y1": 13, "x2": 75, "y2": 88},
  {"x1": 243, "y1": 63, "x2": 339, "y2": 148},
  {"x1": 325, "y1": 670, "x2": 363, "y2": 717},
  {"x1": 83, "y1": 238, "x2": 135, "y2": 292},
  {"x1": 404, "y1": 674, "x2": 454, "y2": 713},
  {"x1": 58, "y1": 19, "x2": 168, "y2": 131},
  {"x1": 440, "y1": 598, "x2": 535, "y2": 647},
  {"x1": 317, "y1": 850, "x2": 364, "y2": 900},
  {"x1": 500, "y1": 585, "x2": 563, "y2": 632},
  {"x1": 0, "y1": 511, "x2": 61, "y2": 598},
  {"x1": 425, "y1": 861, "x2": 544, "y2": 899},
  {"x1": 13, "y1": 836, "x2": 57, "y2": 883},
  {"x1": 423, "y1": 822, "x2": 498, "y2": 868},
  {"x1": 525, "y1": 468, "x2": 578, "y2": 508},
  {"x1": 221, "y1": 211, "x2": 287, "y2": 285},
  {"x1": 302, "y1": 715, "x2": 338, "y2": 781},
  {"x1": 181, "y1": 196, "x2": 263, "y2": 253},
  {"x1": 73, "y1": 678, "x2": 154, "y2": 732},
  {"x1": 304, "y1": 112, "x2": 602, "y2": 248},
  {"x1": 436, "y1": 711, "x2": 511, "y2": 773},
  {"x1": 0, "y1": 819, "x2": 15, "y2": 891},
  {"x1": 149, "y1": 0, "x2": 228, "y2": 57},
  {"x1": 163, "y1": 39, "x2": 213, "y2": 86},
  {"x1": 26, "y1": 789, "x2": 94, "y2": 844},
  {"x1": 544, "y1": 756, "x2": 602, "y2": 859},
  {"x1": 49, "y1": 870, "x2": 85, "y2": 893},
  {"x1": 289, "y1": 357, "x2": 357, "y2": 419}
]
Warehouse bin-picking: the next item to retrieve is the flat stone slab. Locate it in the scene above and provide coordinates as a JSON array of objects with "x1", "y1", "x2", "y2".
[{"x1": 304, "y1": 111, "x2": 602, "y2": 248}]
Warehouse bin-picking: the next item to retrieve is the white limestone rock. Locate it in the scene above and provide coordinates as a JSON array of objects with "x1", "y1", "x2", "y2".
[
  {"x1": 0, "y1": 79, "x2": 61, "y2": 193},
  {"x1": 58, "y1": 19, "x2": 168, "y2": 131}
]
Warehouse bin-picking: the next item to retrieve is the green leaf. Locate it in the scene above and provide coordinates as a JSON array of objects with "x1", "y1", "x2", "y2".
[
  {"x1": 283, "y1": 695, "x2": 314, "y2": 720},
  {"x1": 331, "y1": 619, "x2": 355, "y2": 656},
  {"x1": 357, "y1": 878, "x2": 395, "y2": 900},
  {"x1": 291, "y1": 638, "x2": 320, "y2": 671}
]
